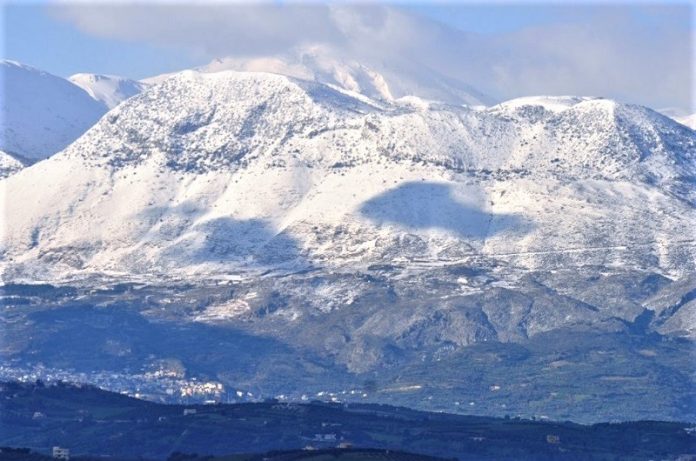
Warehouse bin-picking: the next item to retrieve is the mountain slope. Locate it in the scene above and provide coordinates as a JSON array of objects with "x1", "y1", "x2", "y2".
[
  {"x1": 1, "y1": 70, "x2": 694, "y2": 281},
  {"x1": 69, "y1": 73, "x2": 148, "y2": 109},
  {"x1": 2, "y1": 70, "x2": 695, "y2": 422},
  {"x1": 0, "y1": 150, "x2": 23, "y2": 179},
  {"x1": 0, "y1": 61, "x2": 107, "y2": 164}
]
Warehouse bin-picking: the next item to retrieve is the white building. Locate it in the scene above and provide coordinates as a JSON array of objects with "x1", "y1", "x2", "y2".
[{"x1": 52, "y1": 447, "x2": 70, "y2": 460}]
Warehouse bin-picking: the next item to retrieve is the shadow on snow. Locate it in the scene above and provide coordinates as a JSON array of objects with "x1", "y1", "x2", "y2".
[
  {"x1": 359, "y1": 181, "x2": 531, "y2": 239},
  {"x1": 137, "y1": 202, "x2": 305, "y2": 267}
]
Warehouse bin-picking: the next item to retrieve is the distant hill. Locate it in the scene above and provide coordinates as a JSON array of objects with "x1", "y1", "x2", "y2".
[
  {"x1": 1, "y1": 381, "x2": 694, "y2": 460},
  {"x1": 0, "y1": 447, "x2": 449, "y2": 461}
]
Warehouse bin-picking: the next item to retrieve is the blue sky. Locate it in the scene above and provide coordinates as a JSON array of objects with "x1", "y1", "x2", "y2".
[
  {"x1": 1, "y1": 1, "x2": 693, "y2": 110},
  {"x1": 2, "y1": 3, "x2": 199, "y2": 78}
]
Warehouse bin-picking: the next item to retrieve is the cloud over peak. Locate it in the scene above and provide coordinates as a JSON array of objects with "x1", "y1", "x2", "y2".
[{"x1": 49, "y1": 3, "x2": 693, "y2": 111}]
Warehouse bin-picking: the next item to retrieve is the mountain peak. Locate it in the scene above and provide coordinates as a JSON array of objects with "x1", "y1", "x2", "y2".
[
  {"x1": 69, "y1": 72, "x2": 148, "y2": 109},
  {"x1": 145, "y1": 45, "x2": 494, "y2": 107},
  {"x1": 0, "y1": 60, "x2": 107, "y2": 164},
  {"x1": 56, "y1": 70, "x2": 695, "y2": 190},
  {"x1": 493, "y1": 96, "x2": 601, "y2": 113}
]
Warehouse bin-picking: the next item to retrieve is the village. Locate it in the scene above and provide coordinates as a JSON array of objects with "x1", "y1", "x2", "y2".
[{"x1": 0, "y1": 363, "x2": 385, "y2": 406}]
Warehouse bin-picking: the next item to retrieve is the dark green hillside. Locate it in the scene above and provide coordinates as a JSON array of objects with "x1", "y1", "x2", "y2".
[
  {"x1": 0, "y1": 447, "x2": 450, "y2": 461},
  {"x1": 1, "y1": 381, "x2": 694, "y2": 460}
]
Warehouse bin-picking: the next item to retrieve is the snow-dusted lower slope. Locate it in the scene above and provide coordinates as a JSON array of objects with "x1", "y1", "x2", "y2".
[
  {"x1": 1, "y1": 70, "x2": 695, "y2": 281},
  {"x1": 0, "y1": 61, "x2": 107, "y2": 164},
  {"x1": 69, "y1": 73, "x2": 148, "y2": 109}
]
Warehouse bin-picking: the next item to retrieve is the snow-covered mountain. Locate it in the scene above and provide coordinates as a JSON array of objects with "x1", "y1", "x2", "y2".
[
  {"x1": 2, "y1": 70, "x2": 694, "y2": 282},
  {"x1": 2, "y1": 69, "x2": 696, "y2": 422},
  {"x1": 146, "y1": 46, "x2": 493, "y2": 106},
  {"x1": 69, "y1": 73, "x2": 148, "y2": 109},
  {"x1": 0, "y1": 60, "x2": 107, "y2": 165}
]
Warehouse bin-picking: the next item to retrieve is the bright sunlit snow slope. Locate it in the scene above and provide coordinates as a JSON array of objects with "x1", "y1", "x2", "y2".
[
  {"x1": 676, "y1": 114, "x2": 696, "y2": 130},
  {"x1": 0, "y1": 61, "x2": 107, "y2": 164},
  {"x1": 69, "y1": 73, "x2": 149, "y2": 109},
  {"x1": 1, "y1": 70, "x2": 695, "y2": 280}
]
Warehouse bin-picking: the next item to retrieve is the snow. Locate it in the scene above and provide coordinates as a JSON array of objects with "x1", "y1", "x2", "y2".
[
  {"x1": 0, "y1": 60, "x2": 107, "y2": 164},
  {"x1": 69, "y1": 73, "x2": 148, "y2": 109},
  {"x1": 658, "y1": 107, "x2": 696, "y2": 130},
  {"x1": 492, "y1": 96, "x2": 597, "y2": 113},
  {"x1": 675, "y1": 114, "x2": 696, "y2": 130},
  {"x1": 146, "y1": 44, "x2": 493, "y2": 106},
  {"x1": 0, "y1": 150, "x2": 24, "y2": 179},
  {"x1": 1, "y1": 69, "x2": 695, "y2": 281}
]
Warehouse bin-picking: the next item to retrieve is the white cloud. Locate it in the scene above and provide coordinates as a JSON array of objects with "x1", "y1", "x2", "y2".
[
  {"x1": 50, "y1": 3, "x2": 345, "y2": 58},
  {"x1": 48, "y1": 3, "x2": 693, "y2": 111}
]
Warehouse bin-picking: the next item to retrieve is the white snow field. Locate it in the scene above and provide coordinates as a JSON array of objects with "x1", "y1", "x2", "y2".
[
  {"x1": 69, "y1": 73, "x2": 149, "y2": 109},
  {"x1": 0, "y1": 61, "x2": 108, "y2": 165}
]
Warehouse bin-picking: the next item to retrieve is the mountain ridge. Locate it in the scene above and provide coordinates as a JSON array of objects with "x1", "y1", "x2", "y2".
[
  {"x1": 0, "y1": 60, "x2": 107, "y2": 165},
  {"x1": 69, "y1": 72, "x2": 148, "y2": 109},
  {"x1": 144, "y1": 45, "x2": 494, "y2": 107},
  {"x1": 2, "y1": 69, "x2": 695, "y2": 282}
]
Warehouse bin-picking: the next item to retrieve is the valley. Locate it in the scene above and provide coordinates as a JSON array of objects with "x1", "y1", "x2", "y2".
[{"x1": 1, "y1": 270, "x2": 694, "y2": 423}]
